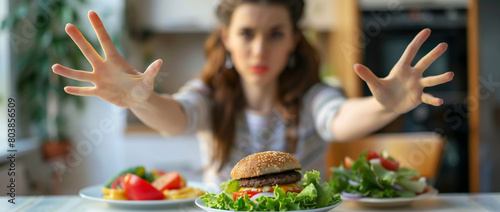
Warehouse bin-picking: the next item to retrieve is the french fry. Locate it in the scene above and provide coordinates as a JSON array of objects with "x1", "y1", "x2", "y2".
[
  {"x1": 170, "y1": 189, "x2": 204, "y2": 199},
  {"x1": 163, "y1": 186, "x2": 205, "y2": 199}
]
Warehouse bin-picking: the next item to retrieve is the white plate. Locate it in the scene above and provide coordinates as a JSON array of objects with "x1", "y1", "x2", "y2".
[
  {"x1": 195, "y1": 197, "x2": 343, "y2": 212},
  {"x1": 79, "y1": 181, "x2": 216, "y2": 209},
  {"x1": 342, "y1": 187, "x2": 438, "y2": 208}
]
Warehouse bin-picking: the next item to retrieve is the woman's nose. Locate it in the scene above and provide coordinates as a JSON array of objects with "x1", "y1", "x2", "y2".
[{"x1": 251, "y1": 36, "x2": 267, "y2": 59}]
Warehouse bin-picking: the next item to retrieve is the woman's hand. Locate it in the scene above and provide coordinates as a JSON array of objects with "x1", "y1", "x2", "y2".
[
  {"x1": 52, "y1": 11, "x2": 162, "y2": 108},
  {"x1": 354, "y1": 28, "x2": 454, "y2": 114}
]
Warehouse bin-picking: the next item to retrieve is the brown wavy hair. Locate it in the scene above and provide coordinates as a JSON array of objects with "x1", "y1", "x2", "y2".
[{"x1": 200, "y1": 0, "x2": 320, "y2": 171}]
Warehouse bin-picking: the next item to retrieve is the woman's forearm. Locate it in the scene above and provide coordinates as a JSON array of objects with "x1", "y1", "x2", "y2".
[
  {"x1": 130, "y1": 92, "x2": 187, "y2": 135},
  {"x1": 331, "y1": 96, "x2": 399, "y2": 142}
]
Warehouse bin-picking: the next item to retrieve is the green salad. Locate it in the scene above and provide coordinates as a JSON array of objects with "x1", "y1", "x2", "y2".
[
  {"x1": 329, "y1": 150, "x2": 431, "y2": 199},
  {"x1": 201, "y1": 171, "x2": 341, "y2": 211}
]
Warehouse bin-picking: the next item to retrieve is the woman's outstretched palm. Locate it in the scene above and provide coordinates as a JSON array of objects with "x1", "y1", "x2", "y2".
[
  {"x1": 52, "y1": 11, "x2": 162, "y2": 108},
  {"x1": 354, "y1": 29, "x2": 454, "y2": 114}
]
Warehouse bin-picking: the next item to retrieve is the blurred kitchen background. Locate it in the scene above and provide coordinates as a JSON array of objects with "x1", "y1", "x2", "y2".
[{"x1": 0, "y1": 0, "x2": 499, "y2": 196}]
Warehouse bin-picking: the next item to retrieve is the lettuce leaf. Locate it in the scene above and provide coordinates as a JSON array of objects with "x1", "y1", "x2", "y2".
[
  {"x1": 370, "y1": 159, "x2": 397, "y2": 185},
  {"x1": 397, "y1": 167, "x2": 420, "y2": 179},
  {"x1": 328, "y1": 151, "x2": 427, "y2": 198},
  {"x1": 200, "y1": 170, "x2": 341, "y2": 211},
  {"x1": 221, "y1": 179, "x2": 241, "y2": 193},
  {"x1": 200, "y1": 192, "x2": 236, "y2": 210},
  {"x1": 397, "y1": 177, "x2": 426, "y2": 193}
]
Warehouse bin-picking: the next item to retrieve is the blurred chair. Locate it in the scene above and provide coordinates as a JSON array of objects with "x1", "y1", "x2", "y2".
[{"x1": 325, "y1": 132, "x2": 445, "y2": 183}]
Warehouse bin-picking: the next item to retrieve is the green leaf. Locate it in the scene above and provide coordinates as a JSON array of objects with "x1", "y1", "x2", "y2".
[
  {"x1": 296, "y1": 183, "x2": 317, "y2": 202},
  {"x1": 397, "y1": 167, "x2": 420, "y2": 179},
  {"x1": 40, "y1": 31, "x2": 53, "y2": 49},
  {"x1": 397, "y1": 178, "x2": 426, "y2": 193},
  {"x1": 328, "y1": 150, "x2": 426, "y2": 198},
  {"x1": 318, "y1": 182, "x2": 341, "y2": 207},
  {"x1": 219, "y1": 179, "x2": 240, "y2": 198},
  {"x1": 1, "y1": 16, "x2": 14, "y2": 30},
  {"x1": 300, "y1": 170, "x2": 321, "y2": 187},
  {"x1": 15, "y1": 2, "x2": 29, "y2": 19},
  {"x1": 61, "y1": 7, "x2": 74, "y2": 24},
  {"x1": 201, "y1": 171, "x2": 341, "y2": 211},
  {"x1": 370, "y1": 158, "x2": 397, "y2": 185},
  {"x1": 397, "y1": 190, "x2": 417, "y2": 198}
]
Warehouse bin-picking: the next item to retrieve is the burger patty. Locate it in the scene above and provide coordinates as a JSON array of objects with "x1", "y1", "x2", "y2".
[{"x1": 238, "y1": 170, "x2": 301, "y2": 188}]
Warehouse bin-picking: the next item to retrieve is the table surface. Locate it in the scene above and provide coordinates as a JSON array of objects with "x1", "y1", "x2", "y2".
[{"x1": 2, "y1": 193, "x2": 499, "y2": 212}]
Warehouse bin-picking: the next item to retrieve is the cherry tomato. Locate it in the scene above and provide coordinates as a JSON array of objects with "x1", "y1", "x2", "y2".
[
  {"x1": 367, "y1": 150, "x2": 381, "y2": 161},
  {"x1": 366, "y1": 150, "x2": 399, "y2": 171},
  {"x1": 123, "y1": 174, "x2": 164, "y2": 200},
  {"x1": 380, "y1": 157, "x2": 400, "y2": 171},
  {"x1": 152, "y1": 171, "x2": 184, "y2": 192},
  {"x1": 344, "y1": 156, "x2": 354, "y2": 170}
]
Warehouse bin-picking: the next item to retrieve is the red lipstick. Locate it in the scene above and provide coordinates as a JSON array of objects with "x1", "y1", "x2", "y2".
[{"x1": 250, "y1": 65, "x2": 268, "y2": 74}]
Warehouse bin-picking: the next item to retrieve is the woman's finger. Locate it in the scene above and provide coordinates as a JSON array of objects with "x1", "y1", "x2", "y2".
[
  {"x1": 421, "y1": 93, "x2": 443, "y2": 106},
  {"x1": 88, "y1": 11, "x2": 119, "y2": 58},
  {"x1": 420, "y1": 72, "x2": 454, "y2": 87},
  {"x1": 52, "y1": 64, "x2": 94, "y2": 82},
  {"x1": 65, "y1": 23, "x2": 103, "y2": 65},
  {"x1": 353, "y1": 63, "x2": 380, "y2": 91},
  {"x1": 64, "y1": 86, "x2": 96, "y2": 97},
  {"x1": 399, "y1": 28, "x2": 431, "y2": 65},
  {"x1": 143, "y1": 59, "x2": 163, "y2": 85},
  {"x1": 414, "y1": 43, "x2": 448, "y2": 73}
]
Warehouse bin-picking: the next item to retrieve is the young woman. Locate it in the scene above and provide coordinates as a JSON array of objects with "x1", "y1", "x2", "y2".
[{"x1": 52, "y1": 0, "x2": 453, "y2": 186}]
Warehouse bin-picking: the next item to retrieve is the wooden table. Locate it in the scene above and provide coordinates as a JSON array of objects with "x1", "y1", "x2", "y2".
[{"x1": 2, "y1": 193, "x2": 499, "y2": 212}]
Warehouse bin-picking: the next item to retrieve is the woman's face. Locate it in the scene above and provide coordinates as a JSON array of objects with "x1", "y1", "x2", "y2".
[{"x1": 222, "y1": 3, "x2": 297, "y2": 87}]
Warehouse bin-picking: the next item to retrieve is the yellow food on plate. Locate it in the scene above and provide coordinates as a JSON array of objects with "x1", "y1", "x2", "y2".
[
  {"x1": 102, "y1": 187, "x2": 127, "y2": 200},
  {"x1": 163, "y1": 186, "x2": 205, "y2": 200}
]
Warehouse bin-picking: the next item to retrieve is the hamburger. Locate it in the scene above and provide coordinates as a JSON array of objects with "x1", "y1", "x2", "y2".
[
  {"x1": 230, "y1": 151, "x2": 304, "y2": 200},
  {"x1": 199, "y1": 151, "x2": 342, "y2": 211}
]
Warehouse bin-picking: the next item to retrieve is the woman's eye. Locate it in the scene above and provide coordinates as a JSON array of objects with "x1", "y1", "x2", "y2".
[
  {"x1": 240, "y1": 31, "x2": 253, "y2": 39},
  {"x1": 270, "y1": 32, "x2": 284, "y2": 39}
]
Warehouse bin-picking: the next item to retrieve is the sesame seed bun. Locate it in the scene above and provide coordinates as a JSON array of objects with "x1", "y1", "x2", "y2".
[{"x1": 230, "y1": 151, "x2": 301, "y2": 179}]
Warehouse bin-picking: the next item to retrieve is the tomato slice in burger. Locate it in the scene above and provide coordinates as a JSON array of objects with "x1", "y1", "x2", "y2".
[
  {"x1": 232, "y1": 189, "x2": 303, "y2": 201},
  {"x1": 232, "y1": 191, "x2": 262, "y2": 201}
]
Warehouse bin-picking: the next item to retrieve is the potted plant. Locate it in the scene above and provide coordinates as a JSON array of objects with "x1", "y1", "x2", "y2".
[{"x1": 1, "y1": 0, "x2": 98, "y2": 160}]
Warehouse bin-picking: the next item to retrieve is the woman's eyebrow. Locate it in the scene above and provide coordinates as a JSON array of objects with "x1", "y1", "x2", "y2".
[
  {"x1": 270, "y1": 24, "x2": 285, "y2": 30},
  {"x1": 240, "y1": 26, "x2": 253, "y2": 31},
  {"x1": 238, "y1": 24, "x2": 285, "y2": 31}
]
